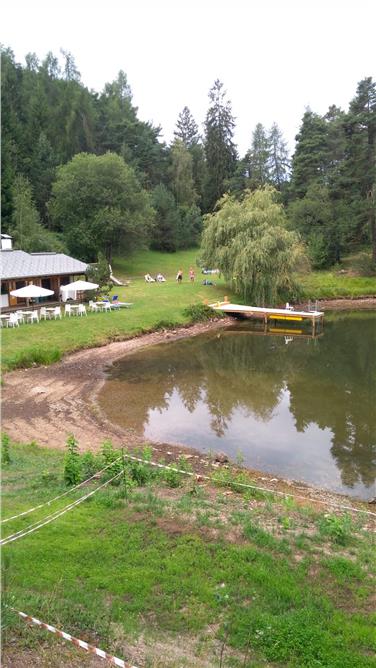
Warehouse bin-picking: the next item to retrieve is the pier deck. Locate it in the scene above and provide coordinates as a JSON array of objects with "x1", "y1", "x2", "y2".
[{"x1": 209, "y1": 302, "x2": 324, "y2": 330}]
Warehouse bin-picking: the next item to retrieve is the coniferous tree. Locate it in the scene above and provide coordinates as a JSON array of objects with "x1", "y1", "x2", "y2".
[
  {"x1": 290, "y1": 109, "x2": 329, "y2": 198},
  {"x1": 30, "y1": 132, "x2": 57, "y2": 225},
  {"x1": 343, "y1": 78, "x2": 376, "y2": 260},
  {"x1": 150, "y1": 184, "x2": 180, "y2": 252},
  {"x1": 174, "y1": 106, "x2": 200, "y2": 147},
  {"x1": 204, "y1": 79, "x2": 237, "y2": 211},
  {"x1": 247, "y1": 123, "x2": 270, "y2": 188},
  {"x1": 10, "y1": 175, "x2": 64, "y2": 252},
  {"x1": 268, "y1": 123, "x2": 290, "y2": 189}
]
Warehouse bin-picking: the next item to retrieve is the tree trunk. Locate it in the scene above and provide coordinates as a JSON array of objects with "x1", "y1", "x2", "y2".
[{"x1": 368, "y1": 187, "x2": 376, "y2": 263}]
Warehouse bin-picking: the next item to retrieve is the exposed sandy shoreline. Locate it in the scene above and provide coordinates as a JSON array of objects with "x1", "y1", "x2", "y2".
[{"x1": 2, "y1": 302, "x2": 375, "y2": 512}]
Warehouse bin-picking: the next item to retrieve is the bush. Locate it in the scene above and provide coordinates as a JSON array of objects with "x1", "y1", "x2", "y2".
[
  {"x1": 64, "y1": 434, "x2": 81, "y2": 486},
  {"x1": 307, "y1": 233, "x2": 331, "y2": 269},
  {"x1": 101, "y1": 440, "x2": 122, "y2": 479},
  {"x1": 81, "y1": 452, "x2": 101, "y2": 480},
  {"x1": 183, "y1": 302, "x2": 219, "y2": 322},
  {"x1": 125, "y1": 447, "x2": 156, "y2": 485},
  {"x1": 8, "y1": 346, "x2": 61, "y2": 370}
]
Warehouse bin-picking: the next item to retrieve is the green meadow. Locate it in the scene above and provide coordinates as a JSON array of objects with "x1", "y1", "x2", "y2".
[
  {"x1": 2, "y1": 249, "x2": 376, "y2": 373},
  {"x1": 2, "y1": 440, "x2": 375, "y2": 667}
]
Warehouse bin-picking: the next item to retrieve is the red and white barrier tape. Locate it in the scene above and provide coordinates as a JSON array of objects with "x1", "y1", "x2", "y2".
[
  {"x1": 9, "y1": 607, "x2": 138, "y2": 668},
  {"x1": 2, "y1": 456, "x2": 123, "y2": 524},
  {"x1": 1, "y1": 470, "x2": 123, "y2": 546}
]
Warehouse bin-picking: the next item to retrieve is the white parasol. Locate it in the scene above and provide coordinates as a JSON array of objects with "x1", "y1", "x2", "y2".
[{"x1": 10, "y1": 284, "x2": 54, "y2": 298}]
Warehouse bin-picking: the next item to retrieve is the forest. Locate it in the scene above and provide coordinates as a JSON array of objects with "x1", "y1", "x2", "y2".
[{"x1": 2, "y1": 47, "x2": 375, "y2": 268}]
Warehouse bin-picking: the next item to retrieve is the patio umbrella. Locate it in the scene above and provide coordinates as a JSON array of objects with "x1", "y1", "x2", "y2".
[
  {"x1": 60, "y1": 280, "x2": 99, "y2": 291},
  {"x1": 10, "y1": 284, "x2": 54, "y2": 298}
]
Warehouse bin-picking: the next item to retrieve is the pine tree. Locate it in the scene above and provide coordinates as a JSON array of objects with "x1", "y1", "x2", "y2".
[
  {"x1": 150, "y1": 184, "x2": 180, "y2": 252},
  {"x1": 247, "y1": 123, "x2": 270, "y2": 188},
  {"x1": 10, "y1": 175, "x2": 64, "y2": 252},
  {"x1": 174, "y1": 106, "x2": 200, "y2": 147},
  {"x1": 290, "y1": 109, "x2": 329, "y2": 198},
  {"x1": 204, "y1": 80, "x2": 237, "y2": 211},
  {"x1": 268, "y1": 123, "x2": 290, "y2": 189},
  {"x1": 343, "y1": 78, "x2": 376, "y2": 260}
]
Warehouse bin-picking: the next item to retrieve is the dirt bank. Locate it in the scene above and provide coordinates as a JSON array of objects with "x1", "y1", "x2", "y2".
[{"x1": 298, "y1": 297, "x2": 376, "y2": 310}]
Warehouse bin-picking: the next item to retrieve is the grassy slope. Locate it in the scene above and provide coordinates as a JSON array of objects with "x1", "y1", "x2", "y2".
[
  {"x1": 2, "y1": 248, "x2": 376, "y2": 373},
  {"x1": 2, "y1": 442, "x2": 375, "y2": 667},
  {"x1": 1, "y1": 250, "x2": 232, "y2": 372}
]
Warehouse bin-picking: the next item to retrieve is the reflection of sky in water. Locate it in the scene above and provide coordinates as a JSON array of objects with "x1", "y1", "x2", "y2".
[{"x1": 144, "y1": 387, "x2": 370, "y2": 499}]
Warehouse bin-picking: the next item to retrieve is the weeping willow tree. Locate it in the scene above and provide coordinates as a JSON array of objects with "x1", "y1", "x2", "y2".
[{"x1": 200, "y1": 186, "x2": 307, "y2": 305}]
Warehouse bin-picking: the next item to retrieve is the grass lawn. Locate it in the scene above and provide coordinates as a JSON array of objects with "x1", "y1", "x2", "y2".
[
  {"x1": 2, "y1": 248, "x2": 376, "y2": 373},
  {"x1": 1, "y1": 249, "x2": 232, "y2": 373},
  {"x1": 2, "y1": 441, "x2": 375, "y2": 667}
]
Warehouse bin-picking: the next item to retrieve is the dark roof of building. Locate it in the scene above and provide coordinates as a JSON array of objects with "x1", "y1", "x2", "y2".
[{"x1": 1, "y1": 250, "x2": 87, "y2": 280}]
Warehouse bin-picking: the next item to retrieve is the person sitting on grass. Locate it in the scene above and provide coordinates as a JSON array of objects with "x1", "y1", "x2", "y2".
[
  {"x1": 156, "y1": 273, "x2": 166, "y2": 282},
  {"x1": 144, "y1": 273, "x2": 155, "y2": 282}
]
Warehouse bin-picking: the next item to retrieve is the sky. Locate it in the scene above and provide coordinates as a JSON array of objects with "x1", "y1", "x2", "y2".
[{"x1": 3, "y1": 0, "x2": 375, "y2": 155}]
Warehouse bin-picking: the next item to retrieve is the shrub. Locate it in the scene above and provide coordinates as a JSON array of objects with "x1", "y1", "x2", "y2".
[
  {"x1": 64, "y1": 434, "x2": 81, "y2": 486},
  {"x1": 81, "y1": 452, "x2": 101, "y2": 480},
  {"x1": 183, "y1": 302, "x2": 219, "y2": 322},
  {"x1": 125, "y1": 447, "x2": 156, "y2": 485},
  {"x1": 101, "y1": 440, "x2": 122, "y2": 480}
]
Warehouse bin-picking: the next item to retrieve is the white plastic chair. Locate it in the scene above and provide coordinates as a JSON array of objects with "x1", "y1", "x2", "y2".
[
  {"x1": 30, "y1": 310, "x2": 39, "y2": 324},
  {"x1": 40, "y1": 307, "x2": 48, "y2": 320},
  {"x1": 78, "y1": 304, "x2": 87, "y2": 317},
  {"x1": 102, "y1": 302, "x2": 111, "y2": 312},
  {"x1": 64, "y1": 304, "x2": 72, "y2": 317},
  {"x1": 89, "y1": 300, "x2": 99, "y2": 312},
  {"x1": 53, "y1": 306, "x2": 62, "y2": 319},
  {"x1": 15, "y1": 310, "x2": 24, "y2": 324},
  {"x1": 7, "y1": 313, "x2": 19, "y2": 328}
]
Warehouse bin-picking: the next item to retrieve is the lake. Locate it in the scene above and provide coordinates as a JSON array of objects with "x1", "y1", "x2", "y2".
[{"x1": 99, "y1": 312, "x2": 376, "y2": 500}]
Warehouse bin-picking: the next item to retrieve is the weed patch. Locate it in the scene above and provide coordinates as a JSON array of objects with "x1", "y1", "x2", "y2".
[{"x1": 7, "y1": 346, "x2": 61, "y2": 370}]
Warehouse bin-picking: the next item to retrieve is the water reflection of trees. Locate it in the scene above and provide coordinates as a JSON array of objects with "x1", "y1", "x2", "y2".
[{"x1": 105, "y1": 315, "x2": 376, "y2": 490}]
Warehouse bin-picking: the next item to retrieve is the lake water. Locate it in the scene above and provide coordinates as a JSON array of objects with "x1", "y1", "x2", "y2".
[{"x1": 99, "y1": 312, "x2": 376, "y2": 500}]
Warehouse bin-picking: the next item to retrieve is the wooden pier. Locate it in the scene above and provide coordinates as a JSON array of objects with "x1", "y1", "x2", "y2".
[{"x1": 209, "y1": 301, "x2": 324, "y2": 334}]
